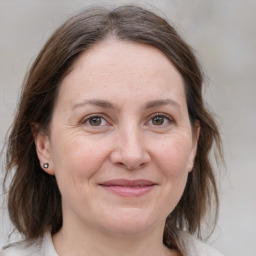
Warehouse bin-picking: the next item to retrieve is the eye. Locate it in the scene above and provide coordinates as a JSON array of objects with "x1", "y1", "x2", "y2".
[
  {"x1": 82, "y1": 115, "x2": 109, "y2": 127},
  {"x1": 88, "y1": 116, "x2": 103, "y2": 126},
  {"x1": 148, "y1": 114, "x2": 173, "y2": 126}
]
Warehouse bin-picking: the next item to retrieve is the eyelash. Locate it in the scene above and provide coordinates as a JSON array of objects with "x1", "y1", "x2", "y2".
[
  {"x1": 148, "y1": 113, "x2": 174, "y2": 126},
  {"x1": 81, "y1": 112, "x2": 174, "y2": 128},
  {"x1": 80, "y1": 114, "x2": 110, "y2": 127}
]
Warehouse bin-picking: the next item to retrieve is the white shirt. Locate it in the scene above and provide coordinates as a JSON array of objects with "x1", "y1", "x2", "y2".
[{"x1": 0, "y1": 231, "x2": 224, "y2": 256}]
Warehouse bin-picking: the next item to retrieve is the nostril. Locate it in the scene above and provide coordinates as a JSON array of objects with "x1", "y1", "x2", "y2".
[
  {"x1": 117, "y1": 161, "x2": 146, "y2": 170},
  {"x1": 117, "y1": 162, "x2": 125, "y2": 167},
  {"x1": 109, "y1": 141, "x2": 151, "y2": 170}
]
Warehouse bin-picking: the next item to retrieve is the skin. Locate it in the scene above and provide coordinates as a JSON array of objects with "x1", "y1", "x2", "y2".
[{"x1": 34, "y1": 40, "x2": 200, "y2": 256}]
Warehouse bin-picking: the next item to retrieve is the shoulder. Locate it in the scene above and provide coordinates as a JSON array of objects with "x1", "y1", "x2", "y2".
[
  {"x1": 180, "y1": 231, "x2": 225, "y2": 256},
  {"x1": 0, "y1": 231, "x2": 57, "y2": 256}
]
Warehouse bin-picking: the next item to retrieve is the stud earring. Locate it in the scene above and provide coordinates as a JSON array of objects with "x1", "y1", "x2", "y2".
[{"x1": 43, "y1": 163, "x2": 49, "y2": 169}]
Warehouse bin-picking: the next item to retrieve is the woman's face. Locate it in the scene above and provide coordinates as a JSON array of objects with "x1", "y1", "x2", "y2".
[{"x1": 36, "y1": 40, "x2": 199, "y2": 236}]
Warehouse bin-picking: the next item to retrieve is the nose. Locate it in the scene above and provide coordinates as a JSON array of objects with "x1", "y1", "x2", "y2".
[{"x1": 110, "y1": 127, "x2": 151, "y2": 170}]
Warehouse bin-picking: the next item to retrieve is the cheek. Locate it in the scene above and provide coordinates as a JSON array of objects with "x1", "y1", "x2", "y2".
[
  {"x1": 50, "y1": 132, "x2": 109, "y2": 181},
  {"x1": 153, "y1": 136, "x2": 193, "y2": 178},
  {"x1": 154, "y1": 138, "x2": 192, "y2": 210}
]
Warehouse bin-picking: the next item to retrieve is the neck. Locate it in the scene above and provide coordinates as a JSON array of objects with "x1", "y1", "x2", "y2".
[{"x1": 52, "y1": 220, "x2": 176, "y2": 256}]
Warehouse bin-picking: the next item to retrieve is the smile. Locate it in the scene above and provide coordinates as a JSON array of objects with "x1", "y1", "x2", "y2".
[{"x1": 99, "y1": 179, "x2": 157, "y2": 197}]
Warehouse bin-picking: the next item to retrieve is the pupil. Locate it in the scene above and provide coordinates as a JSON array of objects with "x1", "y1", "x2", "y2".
[
  {"x1": 153, "y1": 116, "x2": 164, "y2": 125},
  {"x1": 89, "y1": 117, "x2": 101, "y2": 126}
]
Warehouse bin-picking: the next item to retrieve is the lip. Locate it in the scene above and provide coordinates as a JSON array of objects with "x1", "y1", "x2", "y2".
[{"x1": 99, "y1": 179, "x2": 157, "y2": 197}]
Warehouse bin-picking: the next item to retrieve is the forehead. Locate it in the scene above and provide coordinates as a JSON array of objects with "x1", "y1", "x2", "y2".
[
  {"x1": 71, "y1": 40, "x2": 180, "y2": 78},
  {"x1": 57, "y1": 40, "x2": 186, "y2": 107}
]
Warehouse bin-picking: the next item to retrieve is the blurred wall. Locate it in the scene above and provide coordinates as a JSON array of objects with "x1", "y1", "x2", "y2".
[{"x1": 1, "y1": 1, "x2": 255, "y2": 255}]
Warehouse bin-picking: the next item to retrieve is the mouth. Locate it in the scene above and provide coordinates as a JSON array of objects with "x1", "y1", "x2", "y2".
[{"x1": 99, "y1": 179, "x2": 157, "y2": 197}]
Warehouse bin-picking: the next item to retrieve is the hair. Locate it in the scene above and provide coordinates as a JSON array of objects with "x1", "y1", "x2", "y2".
[{"x1": 3, "y1": 5, "x2": 222, "y2": 254}]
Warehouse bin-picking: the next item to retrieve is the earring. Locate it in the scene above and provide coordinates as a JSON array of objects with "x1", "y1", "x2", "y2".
[{"x1": 43, "y1": 163, "x2": 49, "y2": 169}]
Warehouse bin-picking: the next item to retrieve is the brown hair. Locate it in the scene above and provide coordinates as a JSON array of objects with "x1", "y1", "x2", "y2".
[{"x1": 3, "y1": 5, "x2": 222, "y2": 253}]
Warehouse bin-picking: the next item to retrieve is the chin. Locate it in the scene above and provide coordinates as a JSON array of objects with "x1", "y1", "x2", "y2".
[{"x1": 98, "y1": 207, "x2": 164, "y2": 236}]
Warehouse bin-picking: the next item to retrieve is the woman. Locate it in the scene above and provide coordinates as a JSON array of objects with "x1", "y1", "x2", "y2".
[{"x1": 1, "y1": 5, "x2": 224, "y2": 256}]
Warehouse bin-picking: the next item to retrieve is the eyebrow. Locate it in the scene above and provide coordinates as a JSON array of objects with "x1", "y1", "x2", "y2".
[
  {"x1": 72, "y1": 99, "x2": 115, "y2": 110},
  {"x1": 71, "y1": 98, "x2": 180, "y2": 111},
  {"x1": 145, "y1": 99, "x2": 181, "y2": 109}
]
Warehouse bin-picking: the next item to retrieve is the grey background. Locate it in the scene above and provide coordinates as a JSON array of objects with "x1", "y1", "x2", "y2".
[{"x1": 0, "y1": 0, "x2": 255, "y2": 255}]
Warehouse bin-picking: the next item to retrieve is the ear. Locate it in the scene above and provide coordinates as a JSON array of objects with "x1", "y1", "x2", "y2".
[
  {"x1": 31, "y1": 123, "x2": 55, "y2": 175},
  {"x1": 188, "y1": 121, "x2": 200, "y2": 172}
]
